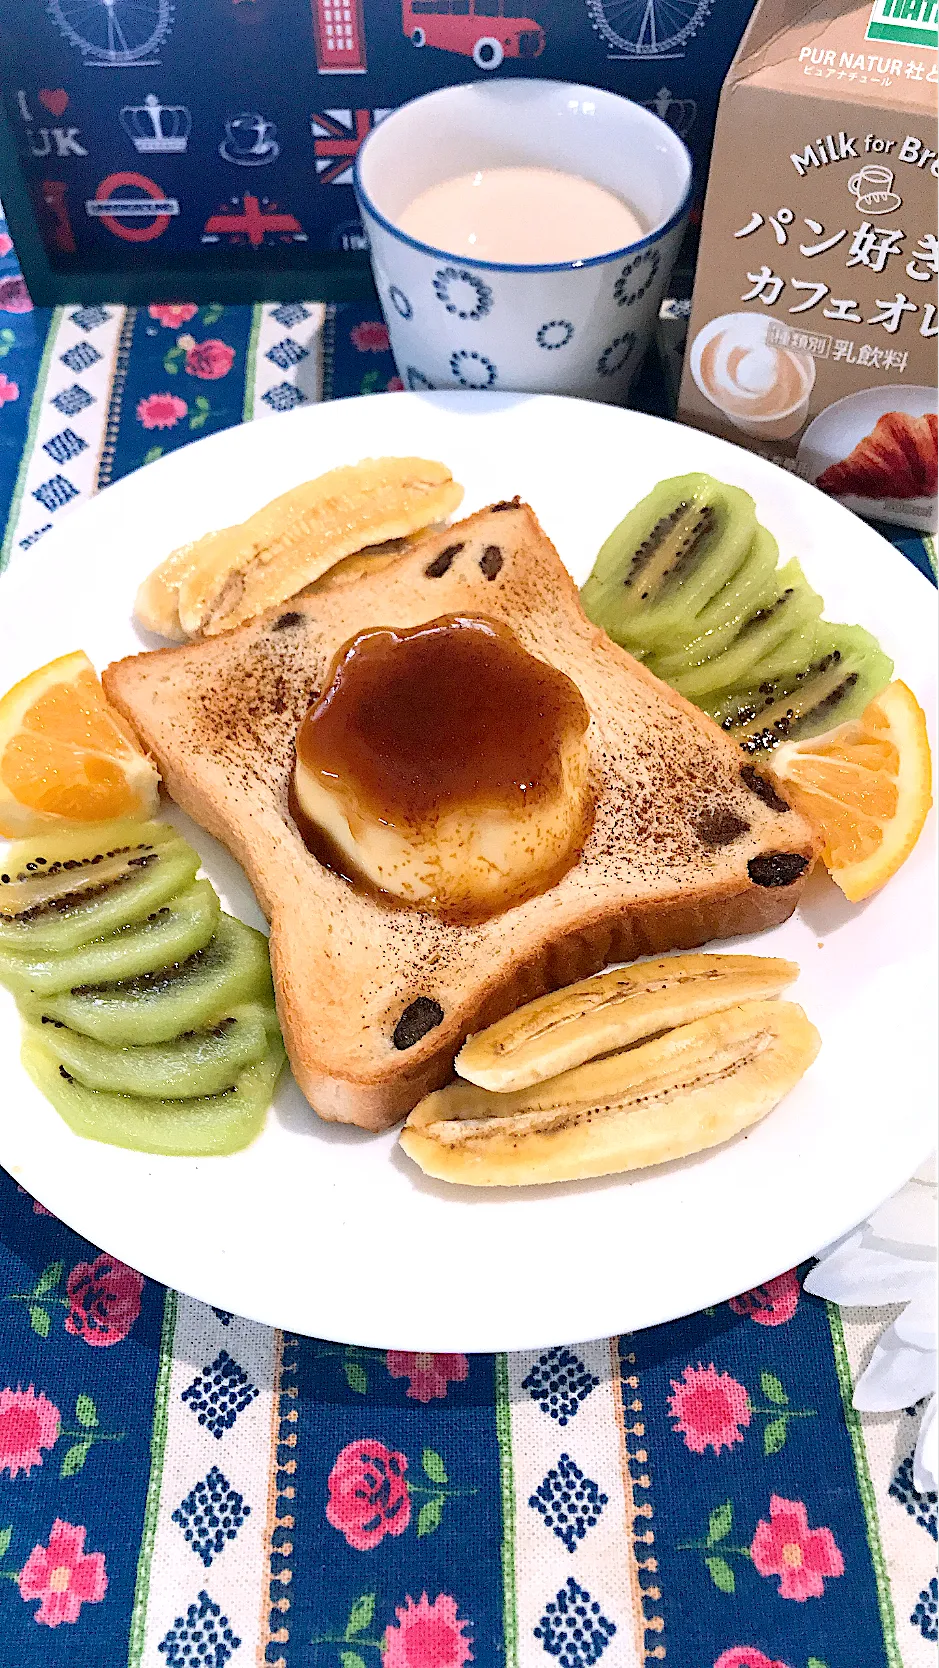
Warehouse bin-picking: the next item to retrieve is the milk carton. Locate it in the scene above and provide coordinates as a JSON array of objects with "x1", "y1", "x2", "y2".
[{"x1": 678, "y1": 0, "x2": 938, "y2": 531}]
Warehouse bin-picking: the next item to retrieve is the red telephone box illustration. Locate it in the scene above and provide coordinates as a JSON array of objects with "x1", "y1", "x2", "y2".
[
  {"x1": 312, "y1": 0, "x2": 367, "y2": 73},
  {"x1": 402, "y1": 0, "x2": 544, "y2": 69}
]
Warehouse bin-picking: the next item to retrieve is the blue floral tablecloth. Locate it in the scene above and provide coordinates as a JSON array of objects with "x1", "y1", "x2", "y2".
[{"x1": 0, "y1": 210, "x2": 936, "y2": 1668}]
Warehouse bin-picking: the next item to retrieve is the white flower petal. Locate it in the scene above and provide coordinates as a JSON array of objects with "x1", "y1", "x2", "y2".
[
  {"x1": 913, "y1": 1394, "x2": 938, "y2": 1496},
  {"x1": 914, "y1": 1153, "x2": 938, "y2": 1187},
  {"x1": 853, "y1": 1331, "x2": 937, "y2": 1412},
  {"x1": 894, "y1": 1286, "x2": 939, "y2": 1351},
  {"x1": 868, "y1": 1183, "x2": 938, "y2": 1253},
  {"x1": 812, "y1": 1227, "x2": 864, "y2": 1264},
  {"x1": 805, "y1": 1239, "x2": 931, "y2": 1305}
]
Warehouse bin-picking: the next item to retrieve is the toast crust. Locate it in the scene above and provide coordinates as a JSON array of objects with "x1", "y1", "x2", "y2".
[{"x1": 104, "y1": 503, "x2": 818, "y2": 1130}]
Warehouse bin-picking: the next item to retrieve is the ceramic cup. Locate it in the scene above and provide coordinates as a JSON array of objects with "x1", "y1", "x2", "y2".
[{"x1": 354, "y1": 80, "x2": 692, "y2": 403}]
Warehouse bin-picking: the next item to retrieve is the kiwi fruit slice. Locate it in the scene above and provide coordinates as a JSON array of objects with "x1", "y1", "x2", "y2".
[
  {"x1": 0, "y1": 878, "x2": 220, "y2": 998},
  {"x1": 649, "y1": 525, "x2": 782, "y2": 678},
  {"x1": 25, "y1": 1002, "x2": 277, "y2": 1100},
  {"x1": 580, "y1": 473, "x2": 759, "y2": 653},
  {"x1": 586, "y1": 472, "x2": 894, "y2": 753},
  {"x1": 666, "y1": 562, "x2": 824, "y2": 702},
  {"x1": 0, "y1": 821, "x2": 200, "y2": 954},
  {"x1": 2, "y1": 816, "x2": 176, "y2": 874},
  {"x1": 707, "y1": 625, "x2": 894, "y2": 753},
  {"x1": 684, "y1": 524, "x2": 782, "y2": 637},
  {"x1": 22, "y1": 1032, "x2": 285, "y2": 1156},
  {"x1": 23, "y1": 913, "x2": 275, "y2": 1045}
]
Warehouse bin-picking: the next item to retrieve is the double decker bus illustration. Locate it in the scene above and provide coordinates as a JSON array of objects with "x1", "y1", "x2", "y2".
[{"x1": 402, "y1": 0, "x2": 544, "y2": 69}]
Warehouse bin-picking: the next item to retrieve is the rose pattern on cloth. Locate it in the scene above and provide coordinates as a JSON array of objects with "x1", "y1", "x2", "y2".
[
  {"x1": 750, "y1": 1495, "x2": 844, "y2": 1601},
  {"x1": 326, "y1": 1438, "x2": 411, "y2": 1550},
  {"x1": 668, "y1": 1364, "x2": 752, "y2": 1455},
  {"x1": 18, "y1": 1519, "x2": 107, "y2": 1627},
  {"x1": 383, "y1": 1592, "x2": 473, "y2": 1668},
  {"x1": 0, "y1": 1385, "x2": 60, "y2": 1478},
  {"x1": 0, "y1": 276, "x2": 32, "y2": 313},
  {"x1": 0, "y1": 233, "x2": 13, "y2": 257},
  {"x1": 713, "y1": 1651, "x2": 790, "y2": 1668},
  {"x1": 730, "y1": 1271, "x2": 801, "y2": 1327},
  {"x1": 14, "y1": 1186, "x2": 53, "y2": 1217},
  {"x1": 351, "y1": 320, "x2": 390, "y2": 353},
  {"x1": 137, "y1": 392, "x2": 188, "y2": 430},
  {"x1": 148, "y1": 302, "x2": 199, "y2": 329},
  {"x1": 64, "y1": 1254, "x2": 144, "y2": 1348},
  {"x1": 184, "y1": 339, "x2": 235, "y2": 380},
  {"x1": 386, "y1": 1352, "x2": 469, "y2": 1404},
  {"x1": 0, "y1": 372, "x2": 19, "y2": 405}
]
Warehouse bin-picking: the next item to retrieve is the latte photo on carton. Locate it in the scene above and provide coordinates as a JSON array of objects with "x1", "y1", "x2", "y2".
[{"x1": 679, "y1": 0, "x2": 938, "y2": 532}]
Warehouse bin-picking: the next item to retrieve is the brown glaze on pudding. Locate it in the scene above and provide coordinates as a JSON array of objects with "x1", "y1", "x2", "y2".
[{"x1": 292, "y1": 613, "x2": 594, "y2": 921}]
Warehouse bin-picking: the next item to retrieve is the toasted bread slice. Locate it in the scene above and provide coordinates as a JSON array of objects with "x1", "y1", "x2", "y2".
[{"x1": 104, "y1": 503, "x2": 818, "y2": 1131}]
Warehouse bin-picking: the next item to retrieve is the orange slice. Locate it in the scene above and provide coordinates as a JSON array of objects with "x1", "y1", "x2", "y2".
[
  {"x1": 0, "y1": 650, "x2": 160, "y2": 837},
  {"x1": 769, "y1": 680, "x2": 933, "y2": 903}
]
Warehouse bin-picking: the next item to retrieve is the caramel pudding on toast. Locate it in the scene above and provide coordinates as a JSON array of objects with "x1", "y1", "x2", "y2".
[
  {"x1": 292, "y1": 614, "x2": 593, "y2": 921},
  {"x1": 103, "y1": 503, "x2": 818, "y2": 1131}
]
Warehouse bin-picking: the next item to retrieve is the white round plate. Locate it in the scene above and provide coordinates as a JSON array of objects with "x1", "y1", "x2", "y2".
[{"x1": 0, "y1": 393, "x2": 935, "y2": 1352}]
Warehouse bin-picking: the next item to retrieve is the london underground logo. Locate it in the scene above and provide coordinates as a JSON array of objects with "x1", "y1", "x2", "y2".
[{"x1": 85, "y1": 171, "x2": 178, "y2": 241}]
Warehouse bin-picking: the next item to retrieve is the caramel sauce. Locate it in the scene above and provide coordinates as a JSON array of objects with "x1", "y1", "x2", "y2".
[
  {"x1": 295, "y1": 615, "x2": 590, "y2": 826},
  {"x1": 288, "y1": 776, "x2": 364, "y2": 890}
]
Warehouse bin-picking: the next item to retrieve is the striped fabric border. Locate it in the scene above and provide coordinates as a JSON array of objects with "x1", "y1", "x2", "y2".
[
  {"x1": 243, "y1": 305, "x2": 263, "y2": 425},
  {"x1": 502, "y1": 1340, "x2": 649, "y2": 1668},
  {"x1": 262, "y1": 1330, "x2": 299, "y2": 1667},
  {"x1": 128, "y1": 1289, "x2": 179, "y2": 1667},
  {"x1": 827, "y1": 1302, "x2": 901, "y2": 1668},
  {"x1": 128, "y1": 1296, "x2": 282, "y2": 1666},
  {"x1": 496, "y1": 1353, "x2": 519, "y2": 1668},
  {"x1": 250, "y1": 302, "x2": 326, "y2": 419},
  {"x1": 1, "y1": 304, "x2": 124, "y2": 572},
  {"x1": 832, "y1": 1303, "x2": 936, "y2": 1668},
  {"x1": 614, "y1": 1341, "x2": 664, "y2": 1663},
  {"x1": 0, "y1": 308, "x2": 60, "y2": 574},
  {"x1": 96, "y1": 308, "x2": 136, "y2": 492}
]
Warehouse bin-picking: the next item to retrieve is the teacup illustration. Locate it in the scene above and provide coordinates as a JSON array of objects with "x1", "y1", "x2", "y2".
[
  {"x1": 848, "y1": 165, "x2": 902, "y2": 216},
  {"x1": 220, "y1": 113, "x2": 280, "y2": 167}
]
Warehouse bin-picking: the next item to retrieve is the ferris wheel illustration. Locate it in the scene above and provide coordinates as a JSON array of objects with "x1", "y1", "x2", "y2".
[
  {"x1": 586, "y1": 0, "x2": 712, "y2": 58},
  {"x1": 47, "y1": 0, "x2": 175, "y2": 66}
]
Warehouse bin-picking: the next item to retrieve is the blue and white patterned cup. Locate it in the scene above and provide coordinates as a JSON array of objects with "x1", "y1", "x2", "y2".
[{"x1": 354, "y1": 80, "x2": 692, "y2": 404}]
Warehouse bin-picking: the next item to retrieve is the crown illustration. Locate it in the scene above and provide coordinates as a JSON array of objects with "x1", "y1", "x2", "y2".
[
  {"x1": 120, "y1": 93, "x2": 190, "y2": 154},
  {"x1": 643, "y1": 86, "x2": 696, "y2": 138}
]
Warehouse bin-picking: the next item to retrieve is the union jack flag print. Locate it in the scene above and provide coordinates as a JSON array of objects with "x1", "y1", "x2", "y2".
[{"x1": 310, "y1": 108, "x2": 391, "y2": 186}]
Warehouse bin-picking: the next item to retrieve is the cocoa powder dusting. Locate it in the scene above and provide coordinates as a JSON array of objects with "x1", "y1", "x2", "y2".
[{"x1": 185, "y1": 630, "x2": 321, "y2": 797}]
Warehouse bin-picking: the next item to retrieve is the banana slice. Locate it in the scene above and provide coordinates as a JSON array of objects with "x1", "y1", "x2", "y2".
[
  {"x1": 306, "y1": 539, "x2": 417, "y2": 595},
  {"x1": 456, "y1": 953, "x2": 800, "y2": 1091},
  {"x1": 134, "y1": 535, "x2": 218, "y2": 640},
  {"x1": 133, "y1": 459, "x2": 463, "y2": 641},
  {"x1": 401, "y1": 999, "x2": 820, "y2": 1187},
  {"x1": 165, "y1": 457, "x2": 463, "y2": 637}
]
